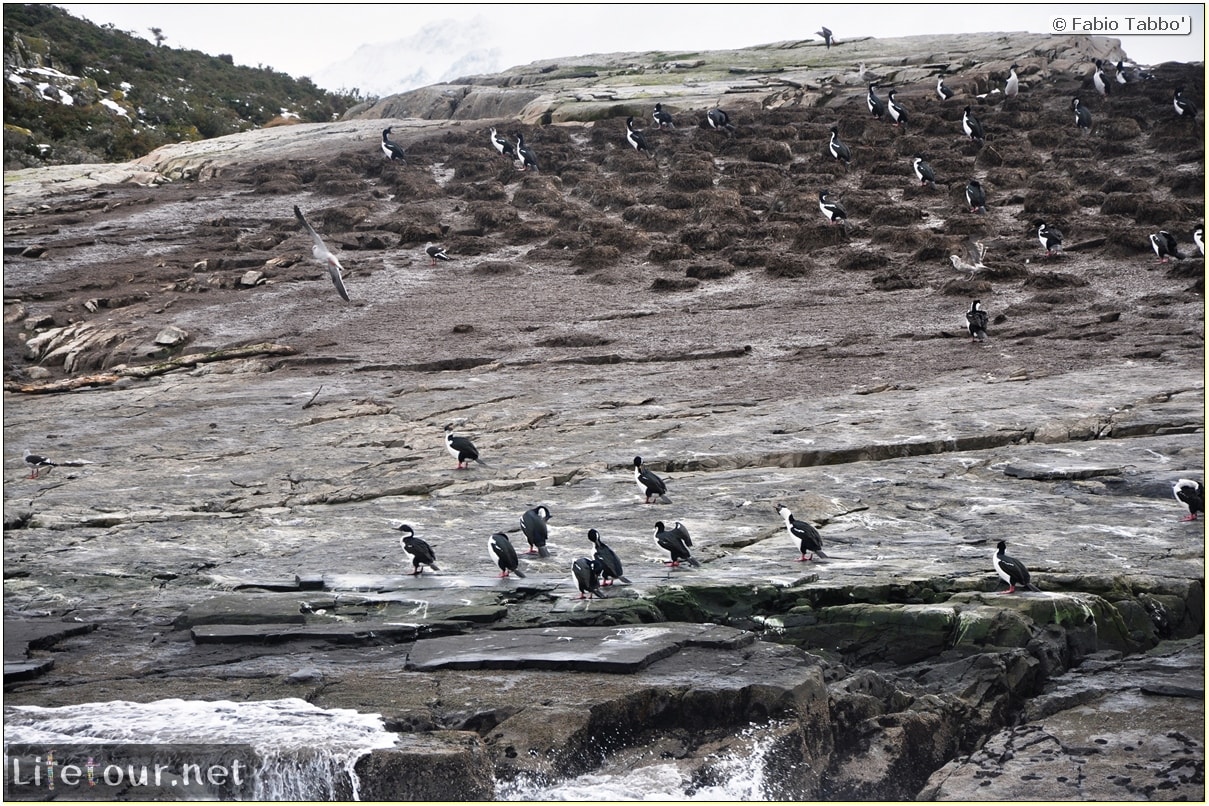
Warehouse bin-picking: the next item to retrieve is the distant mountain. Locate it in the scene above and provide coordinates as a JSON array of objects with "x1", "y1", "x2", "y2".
[
  {"x1": 2, "y1": 4, "x2": 364, "y2": 168},
  {"x1": 311, "y1": 18, "x2": 505, "y2": 98}
]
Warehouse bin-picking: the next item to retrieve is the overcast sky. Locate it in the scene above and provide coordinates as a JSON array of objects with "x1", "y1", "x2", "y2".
[{"x1": 58, "y1": 3, "x2": 1204, "y2": 90}]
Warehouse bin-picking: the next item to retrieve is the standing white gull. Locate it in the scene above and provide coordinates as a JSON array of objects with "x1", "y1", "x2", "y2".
[
  {"x1": 293, "y1": 206, "x2": 350, "y2": 302},
  {"x1": 23, "y1": 448, "x2": 56, "y2": 479},
  {"x1": 425, "y1": 243, "x2": 451, "y2": 265}
]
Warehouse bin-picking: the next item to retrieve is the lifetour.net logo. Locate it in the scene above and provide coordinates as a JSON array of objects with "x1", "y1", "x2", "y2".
[{"x1": 5, "y1": 743, "x2": 259, "y2": 800}]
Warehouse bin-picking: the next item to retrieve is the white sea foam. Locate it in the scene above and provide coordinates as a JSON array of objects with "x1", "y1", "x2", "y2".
[{"x1": 497, "y1": 721, "x2": 785, "y2": 801}]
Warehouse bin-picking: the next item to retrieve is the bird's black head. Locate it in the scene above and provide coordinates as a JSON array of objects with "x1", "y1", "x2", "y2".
[
  {"x1": 971, "y1": 299, "x2": 982, "y2": 309},
  {"x1": 968, "y1": 179, "x2": 981, "y2": 187},
  {"x1": 397, "y1": 524, "x2": 414, "y2": 536},
  {"x1": 633, "y1": 456, "x2": 643, "y2": 467},
  {"x1": 1033, "y1": 219, "x2": 1047, "y2": 229},
  {"x1": 997, "y1": 540, "x2": 1007, "y2": 552},
  {"x1": 588, "y1": 528, "x2": 600, "y2": 541},
  {"x1": 654, "y1": 521, "x2": 666, "y2": 531}
]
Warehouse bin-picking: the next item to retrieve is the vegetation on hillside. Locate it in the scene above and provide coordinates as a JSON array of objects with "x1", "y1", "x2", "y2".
[{"x1": 2, "y1": 4, "x2": 367, "y2": 167}]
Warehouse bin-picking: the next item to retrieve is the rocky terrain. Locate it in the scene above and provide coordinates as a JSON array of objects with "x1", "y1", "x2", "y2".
[{"x1": 3, "y1": 32, "x2": 1204, "y2": 800}]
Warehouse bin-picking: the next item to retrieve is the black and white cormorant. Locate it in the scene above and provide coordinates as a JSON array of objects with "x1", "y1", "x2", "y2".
[
  {"x1": 936, "y1": 75, "x2": 955, "y2": 101},
  {"x1": 1004, "y1": 63, "x2": 1020, "y2": 98},
  {"x1": 515, "y1": 133, "x2": 539, "y2": 171},
  {"x1": 445, "y1": 426, "x2": 487, "y2": 470},
  {"x1": 818, "y1": 189, "x2": 847, "y2": 226},
  {"x1": 966, "y1": 300, "x2": 989, "y2": 342},
  {"x1": 1173, "y1": 479, "x2": 1205, "y2": 522},
  {"x1": 912, "y1": 155, "x2": 936, "y2": 186},
  {"x1": 816, "y1": 26, "x2": 833, "y2": 48},
  {"x1": 1073, "y1": 97, "x2": 1092, "y2": 133},
  {"x1": 634, "y1": 456, "x2": 671, "y2": 504},
  {"x1": 488, "y1": 532, "x2": 526, "y2": 578},
  {"x1": 626, "y1": 117, "x2": 652, "y2": 155},
  {"x1": 887, "y1": 89, "x2": 908, "y2": 127},
  {"x1": 828, "y1": 126, "x2": 851, "y2": 166},
  {"x1": 775, "y1": 503, "x2": 827, "y2": 562},
  {"x1": 1035, "y1": 220, "x2": 1064, "y2": 258},
  {"x1": 1174, "y1": 87, "x2": 1198, "y2": 121},
  {"x1": 520, "y1": 505, "x2": 552, "y2": 558},
  {"x1": 571, "y1": 557, "x2": 605, "y2": 599},
  {"x1": 965, "y1": 179, "x2": 987, "y2": 214},
  {"x1": 381, "y1": 126, "x2": 406, "y2": 162},
  {"x1": 654, "y1": 520, "x2": 700, "y2": 568},
  {"x1": 398, "y1": 524, "x2": 439, "y2": 576},
  {"x1": 994, "y1": 540, "x2": 1040, "y2": 594},
  {"x1": 653, "y1": 103, "x2": 675, "y2": 129},
  {"x1": 962, "y1": 106, "x2": 985, "y2": 142},
  {"x1": 588, "y1": 529, "x2": 631, "y2": 585},
  {"x1": 867, "y1": 83, "x2": 886, "y2": 120},
  {"x1": 490, "y1": 126, "x2": 516, "y2": 159},
  {"x1": 1150, "y1": 231, "x2": 1183, "y2": 263}
]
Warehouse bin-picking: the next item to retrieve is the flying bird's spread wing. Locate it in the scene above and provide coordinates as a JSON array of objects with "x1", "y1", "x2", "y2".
[{"x1": 294, "y1": 205, "x2": 350, "y2": 302}]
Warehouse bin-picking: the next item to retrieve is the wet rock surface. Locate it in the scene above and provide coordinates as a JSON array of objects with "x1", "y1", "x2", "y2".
[{"x1": 3, "y1": 32, "x2": 1204, "y2": 800}]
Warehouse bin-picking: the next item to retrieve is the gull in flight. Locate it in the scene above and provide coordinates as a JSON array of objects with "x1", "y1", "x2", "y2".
[{"x1": 294, "y1": 205, "x2": 350, "y2": 302}]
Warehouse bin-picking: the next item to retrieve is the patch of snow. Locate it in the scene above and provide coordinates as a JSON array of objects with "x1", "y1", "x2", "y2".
[
  {"x1": 100, "y1": 98, "x2": 130, "y2": 118},
  {"x1": 120, "y1": 81, "x2": 133, "y2": 91},
  {"x1": 23, "y1": 65, "x2": 80, "y2": 81}
]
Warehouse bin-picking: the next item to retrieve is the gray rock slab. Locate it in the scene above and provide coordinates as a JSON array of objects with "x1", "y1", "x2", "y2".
[
  {"x1": 191, "y1": 622, "x2": 420, "y2": 645},
  {"x1": 3, "y1": 619, "x2": 96, "y2": 661},
  {"x1": 405, "y1": 623, "x2": 753, "y2": 672}
]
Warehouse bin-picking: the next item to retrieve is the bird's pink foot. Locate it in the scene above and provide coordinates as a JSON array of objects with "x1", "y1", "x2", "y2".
[{"x1": 1181, "y1": 514, "x2": 1198, "y2": 522}]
